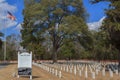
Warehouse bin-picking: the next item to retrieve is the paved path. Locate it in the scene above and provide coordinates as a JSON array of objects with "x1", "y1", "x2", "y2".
[
  {"x1": 0, "y1": 65, "x2": 6, "y2": 69},
  {"x1": 0, "y1": 63, "x2": 9, "y2": 69}
]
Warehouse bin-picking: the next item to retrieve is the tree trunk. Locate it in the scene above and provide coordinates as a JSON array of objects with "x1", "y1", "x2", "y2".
[
  {"x1": 118, "y1": 54, "x2": 120, "y2": 72},
  {"x1": 53, "y1": 48, "x2": 57, "y2": 63}
]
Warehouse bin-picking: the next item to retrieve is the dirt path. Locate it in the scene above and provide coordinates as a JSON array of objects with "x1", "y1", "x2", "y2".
[{"x1": 0, "y1": 64, "x2": 119, "y2": 80}]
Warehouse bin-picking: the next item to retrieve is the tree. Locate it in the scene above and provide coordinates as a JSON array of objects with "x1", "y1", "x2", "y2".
[
  {"x1": 58, "y1": 39, "x2": 76, "y2": 60},
  {"x1": 0, "y1": 32, "x2": 4, "y2": 60},
  {"x1": 6, "y1": 34, "x2": 21, "y2": 60},
  {"x1": 22, "y1": 0, "x2": 88, "y2": 63},
  {"x1": 91, "y1": 0, "x2": 120, "y2": 62},
  {"x1": 20, "y1": 19, "x2": 46, "y2": 60},
  {"x1": 90, "y1": 1, "x2": 120, "y2": 45},
  {"x1": 0, "y1": 32, "x2": 3, "y2": 49}
]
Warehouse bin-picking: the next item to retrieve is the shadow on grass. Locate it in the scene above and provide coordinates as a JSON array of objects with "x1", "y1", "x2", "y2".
[{"x1": 20, "y1": 76, "x2": 40, "y2": 79}]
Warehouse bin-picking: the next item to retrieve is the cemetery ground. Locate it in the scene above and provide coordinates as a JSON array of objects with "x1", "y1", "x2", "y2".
[{"x1": 0, "y1": 61, "x2": 120, "y2": 80}]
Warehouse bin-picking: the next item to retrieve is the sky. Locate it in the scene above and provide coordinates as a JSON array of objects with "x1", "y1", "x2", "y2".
[
  {"x1": 0, "y1": 0, "x2": 24, "y2": 39},
  {"x1": 83, "y1": 0, "x2": 110, "y2": 30},
  {"x1": 0, "y1": 0, "x2": 110, "y2": 38}
]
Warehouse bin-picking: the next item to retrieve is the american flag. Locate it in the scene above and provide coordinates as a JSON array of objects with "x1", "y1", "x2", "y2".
[{"x1": 7, "y1": 11, "x2": 16, "y2": 21}]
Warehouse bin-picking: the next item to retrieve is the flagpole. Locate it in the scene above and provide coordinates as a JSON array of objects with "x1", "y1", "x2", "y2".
[
  {"x1": 3, "y1": 8, "x2": 17, "y2": 62},
  {"x1": 4, "y1": 9, "x2": 7, "y2": 62},
  {"x1": 4, "y1": 35, "x2": 6, "y2": 62},
  {"x1": 3, "y1": 9, "x2": 7, "y2": 62}
]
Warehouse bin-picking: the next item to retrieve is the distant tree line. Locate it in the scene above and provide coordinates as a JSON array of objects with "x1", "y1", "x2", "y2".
[{"x1": 0, "y1": 33, "x2": 21, "y2": 60}]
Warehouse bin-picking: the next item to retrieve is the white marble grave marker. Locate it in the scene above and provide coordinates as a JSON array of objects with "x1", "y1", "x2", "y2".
[
  {"x1": 74, "y1": 67, "x2": 77, "y2": 75},
  {"x1": 85, "y1": 70, "x2": 88, "y2": 78},
  {"x1": 92, "y1": 72, "x2": 95, "y2": 79},
  {"x1": 59, "y1": 71, "x2": 62, "y2": 78},
  {"x1": 109, "y1": 70, "x2": 113, "y2": 77},
  {"x1": 102, "y1": 68, "x2": 105, "y2": 76},
  {"x1": 79, "y1": 70, "x2": 82, "y2": 76}
]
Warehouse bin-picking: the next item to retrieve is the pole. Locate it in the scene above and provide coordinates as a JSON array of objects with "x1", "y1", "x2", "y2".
[
  {"x1": 3, "y1": 9, "x2": 6, "y2": 62},
  {"x1": 4, "y1": 38, "x2": 6, "y2": 61}
]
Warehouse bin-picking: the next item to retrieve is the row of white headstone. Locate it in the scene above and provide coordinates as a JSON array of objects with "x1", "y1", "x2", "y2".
[
  {"x1": 33, "y1": 62, "x2": 62, "y2": 78},
  {"x1": 33, "y1": 62, "x2": 119, "y2": 79},
  {"x1": 58, "y1": 63, "x2": 117, "y2": 78}
]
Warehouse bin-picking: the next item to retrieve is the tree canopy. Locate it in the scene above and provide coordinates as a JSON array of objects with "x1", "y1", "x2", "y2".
[
  {"x1": 20, "y1": 0, "x2": 120, "y2": 62},
  {"x1": 21, "y1": 0, "x2": 90, "y2": 62}
]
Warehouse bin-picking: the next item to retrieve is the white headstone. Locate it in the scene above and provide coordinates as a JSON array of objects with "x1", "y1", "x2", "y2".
[
  {"x1": 66, "y1": 66, "x2": 69, "y2": 72},
  {"x1": 63, "y1": 66, "x2": 65, "y2": 71},
  {"x1": 109, "y1": 70, "x2": 113, "y2": 77},
  {"x1": 61, "y1": 66, "x2": 62, "y2": 70},
  {"x1": 96, "y1": 69, "x2": 98, "y2": 75},
  {"x1": 59, "y1": 71, "x2": 62, "y2": 78},
  {"x1": 92, "y1": 72, "x2": 95, "y2": 79},
  {"x1": 52, "y1": 68, "x2": 54, "y2": 74},
  {"x1": 50, "y1": 68, "x2": 52, "y2": 73},
  {"x1": 102, "y1": 69, "x2": 105, "y2": 76},
  {"x1": 74, "y1": 67, "x2": 77, "y2": 75},
  {"x1": 85, "y1": 70, "x2": 88, "y2": 78},
  {"x1": 55, "y1": 69, "x2": 58, "y2": 76},
  {"x1": 70, "y1": 68, "x2": 72, "y2": 73},
  {"x1": 79, "y1": 70, "x2": 82, "y2": 76},
  {"x1": 115, "y1": 70, "x2": 118, "y2": 75}
]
